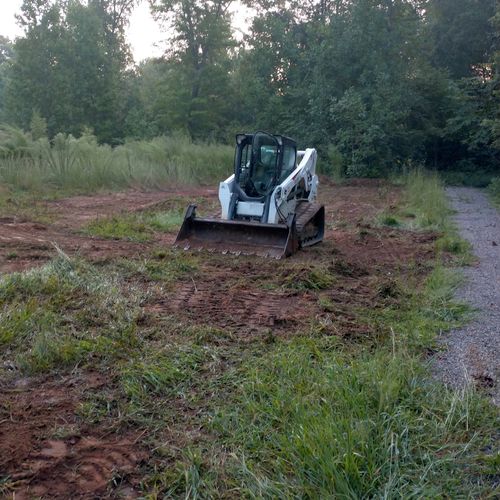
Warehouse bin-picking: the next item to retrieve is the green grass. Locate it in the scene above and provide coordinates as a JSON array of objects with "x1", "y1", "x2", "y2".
[
  {"x1": 110, "y1": 249, "x2": 199, "y2": 285},
  {"x1": 202, "y1": 261, "x2": 496, "y2": 498},
  {"x1": 85, "y1": 214, "x2": 152, "y2": 241},
  {"x1": 378, "y1": 170, "x2": 451, "y2": 231},
  {"x1": 281, "y1": 264, "x2": 336, "y2": 291},
  {"x1": 0, "y1": 127, "x2": 233, "y2": 194},
  {"x1": 487, "y1": 177, "x2": 500, "y2": 207},
  {"x1": 404, "y1": 169, "x2": 451, "y2": 231},
  {"x1": 0, "y1": 254, "x2": 141, "y2": 374},
  {"x1": 120, "y1": 345, "x2": 206, "y2": 404},
  {"x1": 214, "y1": 340, "x2": 497, "y2": 497},
  {"x1": 84, "y1": 208, "x2": 185, "y2": 242},
  {"x1": 385, "y1": 169, "x2": 474, "y2": 263}
]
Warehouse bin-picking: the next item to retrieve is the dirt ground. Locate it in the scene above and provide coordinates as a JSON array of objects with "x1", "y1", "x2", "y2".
[
  {"x1": 0, "y1": 373, "x2": 147, "y2": 498},
  {"x1": 0, "y1": 179, "x2": 438, "y2": 498}
]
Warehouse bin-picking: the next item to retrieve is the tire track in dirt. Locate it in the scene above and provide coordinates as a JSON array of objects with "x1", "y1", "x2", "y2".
[
  {"x1": 0, "y1": 373, "x2": 147, "y2": 498},
  {"x1": 160, "y1": 279, "x2": 316, "y2": 334}
]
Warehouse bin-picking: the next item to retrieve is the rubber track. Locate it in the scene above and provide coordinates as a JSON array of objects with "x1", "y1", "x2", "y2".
[{"x1": 295, "y1": 201, "x2": 324, "y2": 247}]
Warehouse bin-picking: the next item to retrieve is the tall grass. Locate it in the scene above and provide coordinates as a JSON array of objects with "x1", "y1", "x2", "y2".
[
  {"x1": 212, "y1": 261, "x2": 497, "y2": 498},
  {"x1": 218, "y1": 342, "x2": 494, "y2": 497},
  {"x1": 401, "y1": 169, "x2": 474, "y2": 259},
  {"x1": 404, "y1": 169, "x2": 451, "y2": 231},
  {"x1": 0, "y1": 126, "x2": 233, "y2": 193},
  {"x1": 487, "y1": 177, "x2": 500, "y2": 206}
]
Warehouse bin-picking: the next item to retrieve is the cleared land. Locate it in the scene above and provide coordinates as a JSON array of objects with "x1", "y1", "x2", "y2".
[{"x1": 0, "y1": 179, "x2": 498, "y2": 498}]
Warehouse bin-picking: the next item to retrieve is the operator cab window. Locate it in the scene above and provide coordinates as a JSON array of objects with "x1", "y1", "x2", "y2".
[
  {"x1": 239, "y1": 132, "x2": 280, "y2": 197},
  {"x1": 238, "y1": 142, "x2": 252, "y2": 191},
  {"x1": 279, "y1": 143, "x2": 297, "y2": 183}
]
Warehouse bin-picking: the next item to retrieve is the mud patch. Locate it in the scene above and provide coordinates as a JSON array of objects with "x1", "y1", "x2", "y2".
[{"x1": 0, "y1": 373, "x2": 147, "y2": 499}]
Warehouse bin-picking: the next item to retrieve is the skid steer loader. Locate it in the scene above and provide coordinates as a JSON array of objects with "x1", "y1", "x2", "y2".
[{"x1": 175, "y1": 131, "x2": 325, "y2": 258}]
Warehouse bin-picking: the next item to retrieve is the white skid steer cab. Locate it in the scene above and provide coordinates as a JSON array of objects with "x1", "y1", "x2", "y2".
[{"x1": 175, "y1": 131, "x2": 325, "y2": 258}]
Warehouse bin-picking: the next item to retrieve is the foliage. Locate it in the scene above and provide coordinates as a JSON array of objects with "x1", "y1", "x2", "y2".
[
  {"x1": 3, "y1": 0, "x2": 136, "y2": 143},
  {"x1": 427, "y1": 0, "x2": 496, "y2": 79},
  {"x1": 147, "y1": 0, "x2": 236, "y2": 139},
  {"x1": 1, "y1": 0, "x2": 500, "y2": 175},
  {"x1": 0, "y1": 126, "x2": 233, "y2": 192},
  {"x1": 487, "y1": 177, "x2": 500, "y2": 205}
]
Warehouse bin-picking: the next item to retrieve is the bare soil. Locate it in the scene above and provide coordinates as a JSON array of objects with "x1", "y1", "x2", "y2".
[
  {"x1": 0, "y1": 373, "x2": 147, "y2": 498},
  {"x1": 0, "y1": 187, "x2": 216, "y2": 273},
  {"x1": 0, "y1": 179, "x2": 437, "y2": 497}
]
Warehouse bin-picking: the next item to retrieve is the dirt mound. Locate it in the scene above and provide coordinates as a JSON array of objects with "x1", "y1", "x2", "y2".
[{"x1": 0, "y1": 373, "x2": 146, "y2": 498}]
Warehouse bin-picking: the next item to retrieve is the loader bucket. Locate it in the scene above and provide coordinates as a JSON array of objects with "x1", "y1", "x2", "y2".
[{"x1": 174, "y1": 205, "x2": 299, "y2": 259}]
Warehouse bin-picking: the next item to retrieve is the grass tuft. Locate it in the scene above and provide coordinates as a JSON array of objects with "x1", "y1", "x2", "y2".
[
  {"x1": 487, "y1": 177, "x2": 500, "y2": 206},
  {"x1": 85, "y1": 208, "x2": 185, "y2": 242},
  {"x1": 0, "y1": 256, "x2": 141, "y2": 374}
]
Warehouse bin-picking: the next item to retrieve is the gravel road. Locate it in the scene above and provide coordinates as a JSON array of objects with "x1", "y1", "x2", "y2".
[{"x1": 434, "y1": 187, "x2": 500, "y2": 404}]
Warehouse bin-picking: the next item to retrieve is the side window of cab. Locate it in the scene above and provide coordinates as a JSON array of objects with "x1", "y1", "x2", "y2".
[
  {"x1": 280, "y1": 144, "x2": 297, "y2": 182},
  {"x1": 238, "y1": 143, "x2": 251, "y2": 189}
]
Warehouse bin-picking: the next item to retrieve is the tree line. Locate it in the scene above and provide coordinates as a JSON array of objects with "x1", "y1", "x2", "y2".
[{"x1": 0, "y1": 0, "x2": 499, "y2": 177}]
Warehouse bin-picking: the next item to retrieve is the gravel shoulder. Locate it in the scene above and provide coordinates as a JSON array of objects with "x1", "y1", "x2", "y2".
[{"x1": 435, "y1": 187, "x2": 500, "y2": 404}]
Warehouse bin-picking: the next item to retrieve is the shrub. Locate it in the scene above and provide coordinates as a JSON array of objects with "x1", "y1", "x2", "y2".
[{"x1": 487, "y1": 177, "x2": 500, "y2": 205}]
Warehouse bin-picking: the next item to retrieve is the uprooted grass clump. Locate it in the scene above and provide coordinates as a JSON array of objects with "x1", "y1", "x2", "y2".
[
  {"x1": 85, "y1": 208, "x2": 185, "y2": 242},
  {"x1": 0, "y1": 254, "x2": 142, "y2": 374},
  {"x1": 111, "y1": 249, "x2": 199, "y2": 285},
  {"x1": 281, "y1": 264, "x2": 336, "y2": 291}
]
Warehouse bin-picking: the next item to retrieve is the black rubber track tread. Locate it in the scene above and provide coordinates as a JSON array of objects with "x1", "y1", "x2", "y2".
[{"x1": 295, "y1": 201, "x2": 325, "y2": 247}]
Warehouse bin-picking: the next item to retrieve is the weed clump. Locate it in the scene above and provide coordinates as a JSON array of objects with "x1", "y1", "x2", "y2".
[
  {"x1": 0, "y1": 256, "x2": 141, "y2": 374},
  {"x1": 85, "y1": 209, "x2": 185, "y2": 242},
  {"x1": 487, "y1": 177, "x2": 500, "y2": 206},
  {"x1": 283, "y1": 266, "x2": 335, "y2": 290}
]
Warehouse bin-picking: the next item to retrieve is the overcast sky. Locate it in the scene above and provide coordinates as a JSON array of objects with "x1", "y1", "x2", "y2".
[{"x1": 0, "y1": 0, "x2": 251, "y2": 62}]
